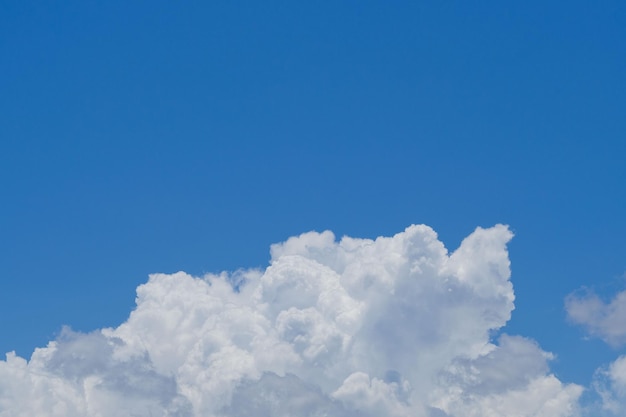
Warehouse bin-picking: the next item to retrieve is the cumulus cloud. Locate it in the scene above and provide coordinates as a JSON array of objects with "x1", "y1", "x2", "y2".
[
  {"x1": 0, "y1": 224, "x2": 582, "y2": 416},
  {"x1": 564, "y1": 282, "x2": 626, "y2": 415},
  {"x1": 586, "y1": 355, "x2": 626, "y2": 416},
  {"x1": 565, "y1": 289, "x2": 626, "y2": 347}
]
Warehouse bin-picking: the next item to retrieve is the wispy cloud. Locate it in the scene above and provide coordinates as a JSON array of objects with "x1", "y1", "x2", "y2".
[
  {"x1": 566, "y1": 288, "x2": 626, "y2": 347},
  {"x1": 0, "y1": 225, "x2": 581, "y2": 416},
  {"x1": 566, "y1": 281, "x2": 626, "y2": 415}
]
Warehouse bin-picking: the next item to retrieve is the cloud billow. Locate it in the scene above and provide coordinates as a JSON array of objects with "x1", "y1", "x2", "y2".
[{"x1": 0, "y1": 224, "x2": 582, "y2": 416}]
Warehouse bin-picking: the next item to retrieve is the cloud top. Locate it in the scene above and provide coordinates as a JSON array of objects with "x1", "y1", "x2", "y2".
[{"x1": 0, "y1": 224, "x2": 582, "y2": 416}]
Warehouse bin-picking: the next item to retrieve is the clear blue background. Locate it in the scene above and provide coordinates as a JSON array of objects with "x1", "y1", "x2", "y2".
[{"x1": 1, "y1": 0, "x2": 624, "y2": 387}]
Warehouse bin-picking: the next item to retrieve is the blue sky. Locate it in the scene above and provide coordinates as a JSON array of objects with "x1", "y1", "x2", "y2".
[{"x1": 1, "y1": 1, "x2": 625, "y2": 414}]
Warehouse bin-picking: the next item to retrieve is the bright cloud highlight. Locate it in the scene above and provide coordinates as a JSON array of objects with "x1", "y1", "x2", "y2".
[{"x1": 0, "y1": 225, "x2": 582, "y2": 416}]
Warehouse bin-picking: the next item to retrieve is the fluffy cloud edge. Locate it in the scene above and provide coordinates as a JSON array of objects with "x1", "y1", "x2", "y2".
[{"x1": 0, "y1": 224, "x2": 584, "y2": 417}]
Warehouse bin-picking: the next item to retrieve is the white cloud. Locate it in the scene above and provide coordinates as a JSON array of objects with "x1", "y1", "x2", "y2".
[
  {"x1": 587, "y1": 355, "x2": 626, "y2": 416},
  {"x1": 565, "y1": 281, "x2": 626, "y2": 416},
  {"x1": 565, "y1": 289, "x2": 626, "y2": 347},
  {"x1": 0, "y1": 224, "x2": 582, "y2": 416},
  {"x1": 431, "y1": 335, "x2": 583, "y2": 417}
]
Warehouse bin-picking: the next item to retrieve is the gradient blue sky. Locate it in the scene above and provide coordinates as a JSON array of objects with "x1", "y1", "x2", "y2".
[{"x1": 1, "y1": 0, "x2": 624, "y2": 390}]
